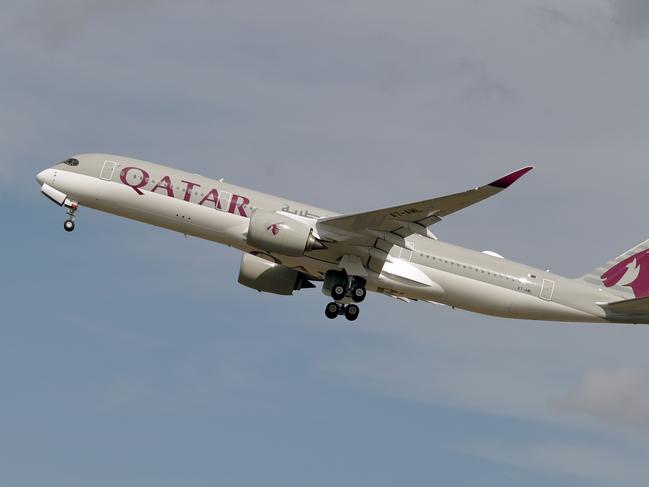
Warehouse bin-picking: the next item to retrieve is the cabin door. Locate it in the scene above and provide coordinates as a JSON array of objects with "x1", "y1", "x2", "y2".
[
  {"x1": 540, "y1": 279, "x2": 555, "y2": 301},
  {"x1": 100, "y1": 160, "x2": 117, "y2": 181}
]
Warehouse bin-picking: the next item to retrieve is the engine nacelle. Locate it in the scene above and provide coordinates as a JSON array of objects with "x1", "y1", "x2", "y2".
[
  {"x1": 246, "y1": 209, "x2": 325, "y2": 257},
  {"x1": 238, "y1": 253, "x2": 313, "y2": 295}
]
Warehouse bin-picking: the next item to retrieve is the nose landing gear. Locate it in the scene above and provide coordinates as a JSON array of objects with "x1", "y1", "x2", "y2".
[{"x1": 63, "y1": 200, "x2": 79, "y2": 232}]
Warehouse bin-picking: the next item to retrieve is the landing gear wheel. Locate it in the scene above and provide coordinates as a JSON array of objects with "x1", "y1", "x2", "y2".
[
  {"x1": 63, "y1": 200, "x2": 79, "y2": 233},
  {"x1": 325, "y1": 302, "x2": 341, "y2": 319},
  {"x1": 351, "y1": 287, "x2": 367, "y2": 303},
  {"x1": 331, "y1": 284, "x2": 347, "y2": 301},
  {"x1": 64, "y1": 220, "x2": 75, "y2": 232},
  {"x1": 344, "y1": 304, "x2": 359, "y2": 321}
]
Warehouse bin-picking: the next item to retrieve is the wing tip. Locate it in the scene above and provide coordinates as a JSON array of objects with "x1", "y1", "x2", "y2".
[{"x1": 489, "y1": 165, "x2": 534, "y2": 189}]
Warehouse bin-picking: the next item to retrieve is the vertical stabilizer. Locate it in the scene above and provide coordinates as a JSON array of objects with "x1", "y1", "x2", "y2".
[{"x1": 582, "y1": 239, "x2": 649, "y2": 299}]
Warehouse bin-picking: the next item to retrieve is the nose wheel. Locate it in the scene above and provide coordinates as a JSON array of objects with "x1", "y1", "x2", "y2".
[{"x1": 63, "y1": 200, "x2": 79, "y2": 232}]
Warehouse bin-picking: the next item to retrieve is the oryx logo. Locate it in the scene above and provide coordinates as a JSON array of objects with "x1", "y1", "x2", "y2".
[
  {"x1": 601, "y1": 249, "x2": 649, "y2": 298},
  {"x1": 267, "y1": 223, "x2": 283, "y2": 236}
]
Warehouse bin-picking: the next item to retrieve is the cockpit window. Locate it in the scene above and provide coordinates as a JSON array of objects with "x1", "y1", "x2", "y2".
[{"x1": 62, "y1": 158, "x2": 79, "y2": 166}]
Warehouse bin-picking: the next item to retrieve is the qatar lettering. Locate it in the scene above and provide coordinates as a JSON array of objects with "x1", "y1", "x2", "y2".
[{"x1": 119, "y1": 166, "x2": 250, "y2": 217}]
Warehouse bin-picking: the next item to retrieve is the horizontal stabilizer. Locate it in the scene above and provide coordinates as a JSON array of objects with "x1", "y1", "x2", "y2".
[{"x1": 603, "y1": 296, "x2": 649, "y2": 315}]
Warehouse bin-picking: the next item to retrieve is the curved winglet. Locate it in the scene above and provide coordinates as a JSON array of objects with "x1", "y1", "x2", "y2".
[{"x1": 489, "y1": 166, "x2": 534, "y2": 189}]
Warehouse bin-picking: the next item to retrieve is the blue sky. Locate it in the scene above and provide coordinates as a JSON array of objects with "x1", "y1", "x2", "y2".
[{"x1": 4, "y1": 0, "x2": 649, "y2": 485}]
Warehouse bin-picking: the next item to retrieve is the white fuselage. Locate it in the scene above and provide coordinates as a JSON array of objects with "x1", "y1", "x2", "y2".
[{"x1": 37, "y1": 154, "x2": 626, "y2": 324}]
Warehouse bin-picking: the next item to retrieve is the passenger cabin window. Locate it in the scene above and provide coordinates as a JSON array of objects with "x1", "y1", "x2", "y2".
[{"x1": 62, "y1": 158, "x2": 79, "y2": 166}]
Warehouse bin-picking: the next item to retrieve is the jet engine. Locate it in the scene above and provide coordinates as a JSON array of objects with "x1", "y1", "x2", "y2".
[
  {"x1": 246, "y1": 209, "x2": 326, "y2": 257},
  {"x1": 237, "y1": 253, "x2": 314, "y2": 295}
]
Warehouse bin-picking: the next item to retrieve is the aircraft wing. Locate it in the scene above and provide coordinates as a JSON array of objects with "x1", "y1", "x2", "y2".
[
  {"x1": 314, "y1": 166, "x2": 533, "y2": 275},
  {"x1": 317, "y1": 166, "x2": 533, "y2": 239}
]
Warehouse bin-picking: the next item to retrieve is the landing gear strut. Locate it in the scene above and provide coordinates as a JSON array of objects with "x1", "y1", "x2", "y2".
[
  {"x1": 326, "y1": 273, "x2": 367, "y2": 302},
  {"x1": 323, "y1": 271, "x2": 366, "y2": 321},
  {"x1": 63, "y1": 200, "x2": 79, "y2": 232}
]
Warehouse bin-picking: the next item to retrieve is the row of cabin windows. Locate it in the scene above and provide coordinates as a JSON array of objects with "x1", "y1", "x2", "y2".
[
  {"x1": 135, "y1": 179, "x2": 253, "y2": 210},
  {"x1": 416, "y1": 252, "x2": 517, "y2": 282},
  {"x1": 148, "y1": 181, "x2": 214, "y2": 199}
]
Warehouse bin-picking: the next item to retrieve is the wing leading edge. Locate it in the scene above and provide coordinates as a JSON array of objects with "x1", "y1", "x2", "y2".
[
  {"x1": 314, "y1": 166, "x2": 534, "y2": 275},
  {"x1": 317, "y1": 166, "x2": 534, "y2": 239}
]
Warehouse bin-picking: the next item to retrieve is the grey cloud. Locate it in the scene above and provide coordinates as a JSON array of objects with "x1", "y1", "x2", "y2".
[
  {"x1": 610, "y1": 0, "x2": 649, "y2": 37},
  {"x1": 456, "y1": 69, "x2": 517, "y2": 104},
  {"x1": 460, "y1": 440, "x2": 649, "y2": 487},
  {"x1": 96, "y1": 337, "x2": 268, "y2": 413},
  {"x1": 532, "y1": 5, "x2": 606, "y2": 38},
  {"x1": 320, "y1": 312, "x2": 610, "y2": 424},
  {"x1": 10, "y1": 0, "x2": 164, "y2": 47},
  {"x1": 551, "y1": 368, "x2": 649, "y2": 429},
  {"x1": 531, "y1": 1, "x2": 649, "y2": 40}
]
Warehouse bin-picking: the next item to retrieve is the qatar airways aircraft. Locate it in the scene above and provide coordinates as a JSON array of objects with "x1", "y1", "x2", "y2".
[{"x1": 36, "y1": 154, "x2": 649, "y2": 323}]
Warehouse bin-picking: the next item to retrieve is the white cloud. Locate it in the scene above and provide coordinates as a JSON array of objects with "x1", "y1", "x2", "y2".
[{"x1": 552, "y1": 368, "x2": 649, "y2": 429}]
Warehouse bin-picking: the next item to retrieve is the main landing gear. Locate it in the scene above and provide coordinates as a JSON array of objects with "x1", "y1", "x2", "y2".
[
  {"x1": 63, "y1": 200, "x2": 79, "y2": 232},
  {"x1": 323, "y1": 270, "x2": 366, "y2": 322},
  {"x1": 325, "y1": 302, "x2": 360, "y2": 321}
]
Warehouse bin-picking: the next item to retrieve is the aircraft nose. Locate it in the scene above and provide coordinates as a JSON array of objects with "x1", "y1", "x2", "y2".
[{"x1": 36, "y1": 169, "x2": 52, "y2": 186}]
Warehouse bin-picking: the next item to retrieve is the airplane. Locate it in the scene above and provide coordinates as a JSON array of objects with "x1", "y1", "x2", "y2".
[{"x1": 36, "y1": 154, "x2": 649, "y2": 324}]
